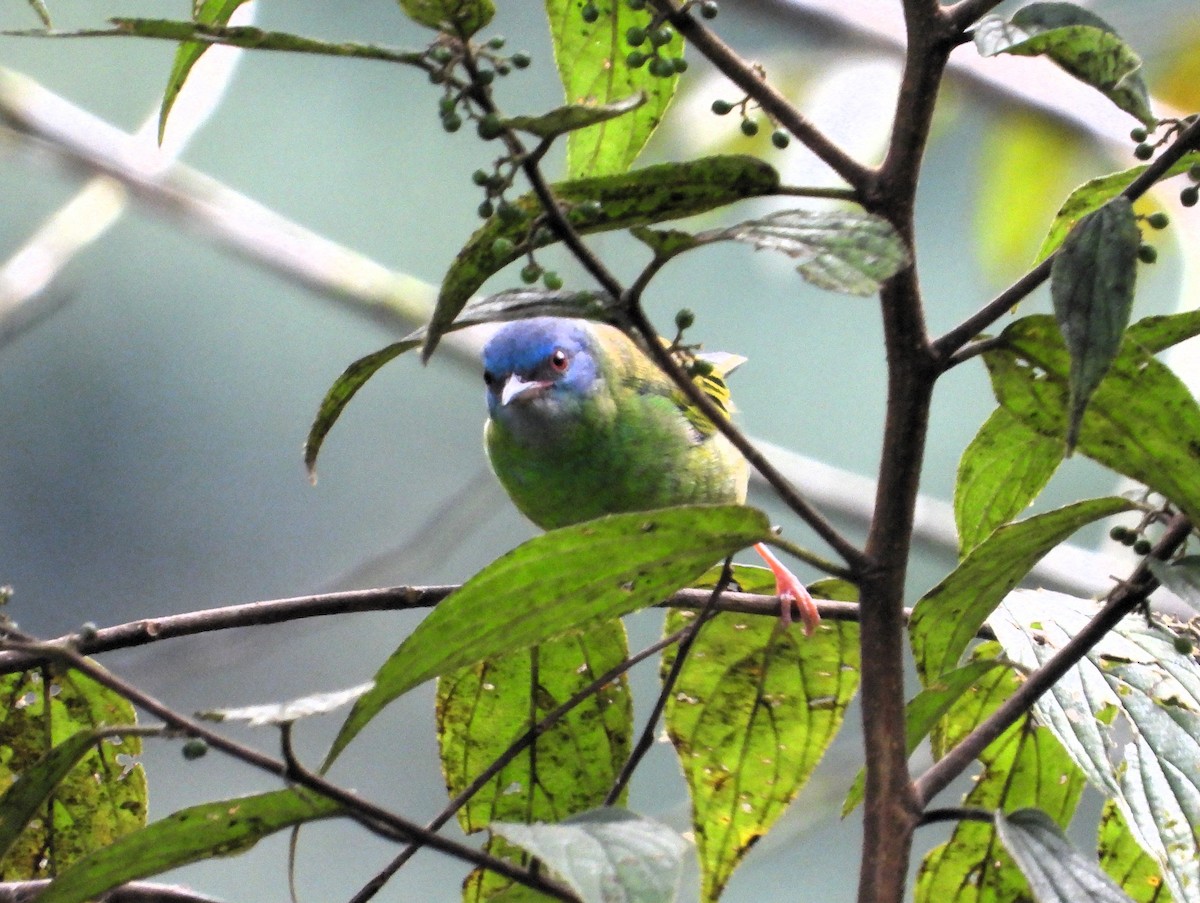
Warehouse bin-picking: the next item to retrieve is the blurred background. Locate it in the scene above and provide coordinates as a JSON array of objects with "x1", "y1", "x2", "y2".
[{"x1": 0, "y1": 1, "x2": 1197, "y2": 900}]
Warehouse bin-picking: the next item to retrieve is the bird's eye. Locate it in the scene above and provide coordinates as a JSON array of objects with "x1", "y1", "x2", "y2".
[
  {"x1": 483, "y1": 370, "x2": 498, "y2": 388},
  {"x1": 550, "y1": 349, "x2": 569, "y2": 372}
]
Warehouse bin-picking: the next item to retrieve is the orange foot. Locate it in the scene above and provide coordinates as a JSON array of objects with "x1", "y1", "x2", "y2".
[{"x1": 753, "y1": 542, "x2": 820, "y2": 637}]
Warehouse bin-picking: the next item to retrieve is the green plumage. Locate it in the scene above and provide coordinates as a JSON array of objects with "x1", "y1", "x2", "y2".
[{"x1": 482, "y1": 319, "x2": 748, "y2": 530}]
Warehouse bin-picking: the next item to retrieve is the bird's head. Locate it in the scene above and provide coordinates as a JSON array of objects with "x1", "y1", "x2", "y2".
[{"x1": 482, "y1": 318, "x2": 602, "y2": 425}]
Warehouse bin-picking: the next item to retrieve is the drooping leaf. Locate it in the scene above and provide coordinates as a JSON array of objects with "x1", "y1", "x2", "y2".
[
  {"x1": 0, "y1": 670, "x2": 146, "y2": 880},
  {"x1": 198, "y1": 681, "x2": 374, "y2": 726},
  {"x1": 423, "y1": 155, "x2": 780, "y2": 358},
  {"x1": 996, "y1": 808, "x2": 1136, "y2": 903},
  {"x1": 399, "y1": 0, "x2": 494, "y2": 36},
  {"x1": 916, "y1": 652, "x2": 1086, "y2": 903},
  {"x1": 973, "y1": 3, "x2": 1154, "y2": 124},
  {"x1": 545, "y1": 0, "x2": 682, "y2": 178},
  {"x1": 324, "y1": 505, "x2": 772, "y2": 768},
  {"x1": 1035, "y1": 154, "x2": 1200, "y2": 263},
  {"x1": 157, "y1": 0, "x2": 253, "y2": 144},
  {"x1": 491, "y1": 808, "x2": 689, "y2": 903},
  {"x1": 703, "y1": 209, "x2": 910, "y2": 296},
  {"x1": 35, "y1": 789, "x2": 340, "y2": 903},
  {"x1": 1146, "y1": 556, "x2": 1200, "y2": 614},
  {"x1": 843, "y1": 659, "x2": 1006, "y2": 816},
  {"x1": 954, "y1": 407, "x2": 1062, "y2": 556},
  {"x1": 990, "y1": 590, "x2": 1200, "y2": 903},
  {"x1": 1098, "y1": 800, "x2": 1173, "y2": 903},
  {"x1": 663, "y1": 578, "x2": 859, "y2": 900},
  {"x1": 1049, "y1": 197, "x2": 1140, "y2": 452},
  {"x1": 984, "y1": 315, "x2": 1200, "y2": 526},
  {"x1": 505, "y1": 93, "x2": 646, "y2": 140},
  {"x1": 909, "y1": 496, "x2": 1135, "y2": 683}
]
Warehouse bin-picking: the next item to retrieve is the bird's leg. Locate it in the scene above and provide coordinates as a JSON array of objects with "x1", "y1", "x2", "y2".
[{"x1": 753, "y1": 542, "x2": 820, "y2": 637}]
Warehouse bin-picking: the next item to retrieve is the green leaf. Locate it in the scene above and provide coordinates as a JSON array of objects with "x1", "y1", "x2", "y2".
[
  {"x1": 545, "y1": 0, "x2": 681, "y2": 178},
  {"x1": 1035, "y1": 154, "x2": 1200, "y2": 263},
  {"x1": 954, "y1": 408, "x2": 1061, "y2": 556},
  {"x1": 974, "y1": 3, "x2": 1154, "y2": 125},
  {"x1": 324, "y1": 505, "x2": 772, "y2": 768},
  {"x1": 1098, "y1": 800, "x2": 1173, "y2": 903},
  {"x1": 1050, "y1": 197, "x2": 1139, "y2": 452},
  {"x1": 491, "y1": 808, "x2": 689, "y2": 903},
  {"x1": 423, "y1": 154, "x2": 780, "y2": 359},
  {"x1": 698, "y1": 209, "x2": 910, "y2": 297},
  {"x1": 916, "y1": 659, "x2": 1086, "y2": 903},
  {"x1": 664, "y1": 588, "x2": 859, "y2": 900},
  {"x1": 437, "y1": 622, "x2": 631, "y2": 836},
  {"x1": 157, "y1": 0, "x2": 252, "y2": 144},
  {"x1": 984, "y1": 315, "x2": 1200, "y2": 526},
  {"x1": 990, "y1": 591, "x2": 1200, "y2": 903},
  {"x1": 304, "y1": 338, "x2": 420, "y2": 479},
  {"x1": 399, "y1": 0, "x2": 494, "y2": 36},
  {"x1": 997, "y1": 808, "x2": 1136, "y2": 903},
  {"x1": 843, "y1": 659, "x2": 1006, "y2": 817},
  {"x1": 505, "y1": 93, "x2": 646, "y2": 140},
  {"x1": 0, "y1": 670, "x2": 146, "y2": 880},
  {"x1": 1146, "y1": 556, "x2": 1200, "y2": 614},
  {"x1": 910, "y1": 496, "x2": 1135, "y2": 683},
  {"x1": 35, "y1": 789, "x2": 340, "y2": 903},
  {"x1": 198, "y1": 681, "x2": 374, "y2": 726}
]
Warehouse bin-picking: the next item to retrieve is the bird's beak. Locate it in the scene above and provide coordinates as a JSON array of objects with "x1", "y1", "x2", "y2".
[{"x1": 500, "y1": 374, "x2": 551, "y2": 406}]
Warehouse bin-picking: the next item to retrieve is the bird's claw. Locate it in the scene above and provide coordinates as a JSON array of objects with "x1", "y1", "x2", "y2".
[{"x1": 753, "y1": 542, "x2": 820, "y2": 637}]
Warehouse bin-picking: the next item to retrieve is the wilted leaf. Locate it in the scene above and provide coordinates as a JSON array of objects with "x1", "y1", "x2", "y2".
[
  {"x1": 35, "y1": 789, "x2": 340, "y2": 903},
  {"x1": 910, "y1": 496, "x2": 1135, "y2": 683},
  {"x1": 491, "y1": 808, "x2": 689, "y2": 903},
  {"x1": 505, "y1": 93, "x2": 646, "y2": 140},
  {"x1": 974, "y1": 3, "x2": 1154, "y2": 124},
  {"x1": 324, "y1": 505, "x2": 772, "y2": 768},
  {"x1": 954, "y1": 407, "x2": 1061, "y2": 556},
  {"x1": 664, "y1": 580, "x2": 859, "y2": 899},
  {"x1": 984, "y1": 315, "x2": 1200, "y2": 526},
  {"x1": 545, "y1": 0, "x2": 681, "y2": 178},
  {"x1": 424, "y1": 155, "x2": 779, "y2": 358},
  {"x1": 990, "y1": 590, "x2": 1200, "y2": 903},
  {"x1": 997, "y1": 808, "x2": 1136, "y2": 903},
  {"x1": 1050, "y1": 197, "x2": 1140, "y2": 452},
  {"x1": 198, "y1": 681, "x2": 374, "y2": 726}
]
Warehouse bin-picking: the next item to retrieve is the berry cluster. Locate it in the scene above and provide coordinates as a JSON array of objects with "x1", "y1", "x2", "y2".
[
  {"x1": 426, "y1": 34, "x2": 531, "y2": 134},
  {"x1": 1130, "y1": 116, "x2": 1200, "y2": 208},
  {"x1": 710, "y1": 96, "x2": 790, "y2": 148}
]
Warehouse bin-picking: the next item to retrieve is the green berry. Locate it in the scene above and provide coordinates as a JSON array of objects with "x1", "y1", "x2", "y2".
[
  {"x1": 542, "y1": 270, "x2": 564, "y2": 290},
  {"x1": 1182, "y1": 185, "x2": 1199, "y2": 208},
  {"x1": 491, "y1": 237, "x2": 516, "y2": 257},
  {"x1": 532, "y1": 226, "x2": 554, "y2": 245},
  {"x1": 78, "y1": 621, "x2": 98, "y2": 641},
  {"x1": 487, "y1": 35, "x2": 506, "y2": 49},
  {"x1": 472, "y1": 168, "x2": 490, "y2": 186},
  {"x1": 497, "y1": 201, "x2": 525, "y2": 224},
  {"x1": 649, "y1": 56, "x2": 675, "y2": 78},
  {"x1": 430, "y1": 46, "x2": 453, "y2": 64},
  {"x1": 476, "y1": 68, "x2": 495, "y2": 86},
  {"x1": 511, "y1": 52, "x2": 532, "y2": 69},
  {"x1": 711, "y1": 99, "x2": 734, "y2": 115},
  {"x1": 1138, "y1": 244, "x2": 1158, "y2": 264},
  {"x1": 477, "y1": 114, "x2": 504, "y2": 140},
  {"x1": 1129, "y1": 126, "x2": 1149, "y2": 143},
  {"x1": 650, "y1": 26, "x2": 674, "y2": 47},
  {"x1": 477, "y1": 199, "x2": 495, "y2": 218},
  {"x1": 771, "y1": 129, "x2": 790, "y2": 149},
  {"x1": 675, "y1": 308, "x2": 695, "y2": 330},
  {"x1": 626, "y1": 51, "x2": 647, "y2": 68},
  {"x1": 1174, "y1": 635, "x2": 1194, "y2": 655},
  {"x1": 576, "y1": 199, "x2": 603, "y2": 220},
  {"x1": 1120, "y1": 532, "x2": 1137, "y2": 547},
  {"x1": 582, "y1": 2, "x2": 599, "y2": 22},
  {"x1": 1133, "y1": 538, "x2": 1153, "y2": 555},
  {"x1": 439, "y1": 96, "x2": 457, "y2": 114},
  {"x1": 1109, "y1": 525, "x2": 1128, "y2": 542},
  {"x1": 441, "y1": 113, "x2": 462, "y2": 132},
  {"x1": 672, "y1": 56, "x2": 688, "y2": 73},
  {"x1": 182, "y1": 739, "x2": 208, "y2": 761},
  {"x1": 495, "y1": 63, "x2": 511, "y2": 76},
  {"x1": 740, "y1": 118, "x2": 759, "y2": 137},
  {"x1": 700, "y1": 0, "x2": 719, "y2": 18},
  {"x1": 626, "y1": 26, "x2": 647, "y2": 46},
  {"x1": 520, "y1": 263, "x2": 542, "y2": 284},
  {"x1": 1147, "y1": 211, "x2": 1169, "y2": 230},
  {"x1": 1134, "y1": 143, "x2": 1154, "y2": 161}
]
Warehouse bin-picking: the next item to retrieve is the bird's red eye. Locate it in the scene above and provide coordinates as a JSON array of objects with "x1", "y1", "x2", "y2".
[{"x1": 550, "y1": 349, "x2": 569, "y2": 372}]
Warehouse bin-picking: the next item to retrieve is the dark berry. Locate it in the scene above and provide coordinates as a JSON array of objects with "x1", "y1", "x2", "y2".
[
  {"x1": 511, "y1": 52, "x2": 532, "y2": 69},
  {"x1": 441, "y1": 113, "x2": 463, "y2": 132},
  {"x1": 649, "y1": 56, "x2": 675, "y2": 78},
  {"x1": 477, "y1": 114, "x2": 504, "y2": 140},
  {"x1": 520, "y1": 263, "x2": 542, "y2": 284},
  {"x1": 542, "y1": 271, "x2": 564, "y2": 290},
  {"x1": 497, "y1": 201, "x2": 525, "y2": 224},
  {"x1": 650, "y1": 26, "x2": 674, "y2": 46},
  {"x1": 1133, "y1": 538, "x2": 1153, "y2": 555},
  {"x1": 487, "y1": 35, "x2": 506, "y2": 49},
  {"x1": 711, "y1": 99, "x2": 734, "y2": 115},
  {"x1": 626, "y1": 26, "x2": 647, "y2": 46},
  {"x1": 1138, "y1": 244, "x2": 1158, "y2": 264},
  {"x1": 478, "y1": 199, "x2": 495, "y2": 218},
  {"x1": 700, "y1": 0, "x2": 719, "y2": 18},
  {"x1": 182, "y1": 739, "x2": 208, "y2": 760},
  {"x1": 740, "y1": 118, "x2": 759, "y2": 137},
  {"x1": 672, "y1": 57, "x2": 688, "y2": 73},
  {"x1": 771, "y1": 129, "x2": 790, "y2": 149},
  {"x1": 1109, "y1": 525, "x2": 1129, "y2": 542},
  {"x1": 1182, "y1": 185, "x2": 1199, "y2": 208},
  {"x1": 1134, "y1": 143, "x2": 1154, "y2": 161},
  {"x1": 1129, "y1": 126, "x2": 1148, "y2": 143},
  {"x1": 472, "y1": 169, "x2": 490, "y2": 186},
  {"x1": 1147, "y1": 211, "x2": 1169, "y2": 230},
  {"x1": 626, "y1": 51, "x2": 647, "y2": 68},
  {"x1": 675, "y1": 308, "x2": 695, "y2": 330},
  {"x1": 582, "y1": 3, "x2": 599, "y2": 22}
]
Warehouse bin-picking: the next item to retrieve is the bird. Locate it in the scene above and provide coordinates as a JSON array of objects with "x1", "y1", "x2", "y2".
[{"x1": 481, "y1": 316, "x2": 820, "y2": 635}]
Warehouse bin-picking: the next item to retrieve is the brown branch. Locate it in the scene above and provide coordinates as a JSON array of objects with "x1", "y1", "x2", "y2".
[{"x1": 913, "y1": 514, "x2": 1194, "y2": 808}]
